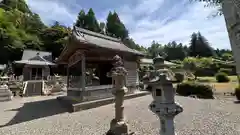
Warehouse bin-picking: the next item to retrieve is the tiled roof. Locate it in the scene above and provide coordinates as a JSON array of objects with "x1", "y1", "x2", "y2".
[
  {"x1": 14, "y1": 60, "x2": 56, "y2": 66},
  {"x1": 22, "y1": 49, "x2": 53, "y2": 62},
  {"x1": 14, "y1": 49, "x2": 55, "y2": 66},
  {"x1": 72, "y1": 26, "x2": 144, "y2": 56}
]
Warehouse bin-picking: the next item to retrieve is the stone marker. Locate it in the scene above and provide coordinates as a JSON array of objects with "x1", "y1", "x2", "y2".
[
  {"x1": 143, "y1": 55, "x2": 183, "y2": 135},
  {"x1": 106, "y1": 55, "x2": 134, "y2": 135}
]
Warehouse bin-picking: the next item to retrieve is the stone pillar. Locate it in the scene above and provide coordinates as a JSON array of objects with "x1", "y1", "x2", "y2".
[
  {"x1": 66, "y1": 66, "x2": 70, "y2": 89},
  {"x1": 106, "y1": 55, "x2": 134, "y2": 135}
]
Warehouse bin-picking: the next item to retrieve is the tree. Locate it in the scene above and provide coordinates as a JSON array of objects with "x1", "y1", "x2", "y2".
[
  {"x1": 1, "y1": 0, "x2": 31, "y2": 13},
  {"x1": 84, "y1": 8, "x2": 101, "y2": 32},
  {"x1": 75, "y1": 9, "x2": 86, "y2": 28},
  {"x1": 40, "y1": 24, "x2": 70, "y2": 59},
  {"x1": 106, "y1": 11, "x2": 128, "y2": 40},
  {"x1": 222, "y1": 52, "x2": 233, "y2": 61},
  {"x1": 193, "y1": 0, "x2": 222, "y2": 16},
  {"x1": 188, "y1": 32, "x2": 216, "y2": 57},
  {"x1": 147, "y1": 41, "x2": 165, "y2": 58},
  {"x1": 163, "y1": 41, "x2": 188, "y2": 60},
  {"x1": 183, "y1": 57, "x2": 199, "y2": 79}
]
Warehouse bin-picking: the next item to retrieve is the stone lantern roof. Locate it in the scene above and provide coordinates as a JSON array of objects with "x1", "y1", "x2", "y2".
[{"x1": 153, "y1": 55, "x2": 166, "y2": 69}]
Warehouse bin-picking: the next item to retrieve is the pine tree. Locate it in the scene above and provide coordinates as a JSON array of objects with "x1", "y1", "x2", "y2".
[
  {"x1": 106, "y1": 11, "x2": 128, "y2": 40},
  {"x1": 189, "y1": 32, "x2": 198, "y2": 57},
  {"x1": 189, "y1": 32, "x2": 215, "y2": 57},
  {"x1": 84, "y1": 8, "x2": 101, "y2": 32},
  {"x1": 75, "y1": 9, "x2": 86, "y2": 28},
  {"x1": 197, "y1": 32, "x2": 216, "y2": 57}
]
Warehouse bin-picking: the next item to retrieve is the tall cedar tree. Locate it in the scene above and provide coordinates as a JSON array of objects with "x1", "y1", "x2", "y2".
[
  {"x1": 189, "y1": 32, "x2": 215, "y2": 57},
  {"x1": 75, "y1": 10, "x2": 86, "y2": 28},
  {"x1": 84, "y1": 8, "x2": 101, "y2": 33},
  {"x1": 106, "y1": 11, "x2": 128, "y2": 40},
  {"x1": 1, "y1": 0, "x2": 31, "y2": 13}
]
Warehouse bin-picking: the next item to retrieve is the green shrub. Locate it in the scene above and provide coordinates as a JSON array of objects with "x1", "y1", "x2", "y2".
[
  {"x1": 215, "y1": 72, "x2": 230, "y2": 82},
  {"x1": 176, "y1": 82, "x2": 214, "y2": 99},
  {"x1": 235, "y1": 87, "x2": 240, "y2": 100},
  {"x1": 175, "y1": 73, "x2": 184, "y2": 82},
  {"x1": 219, "y1": 68, "x2": 233, "y2": 75}
]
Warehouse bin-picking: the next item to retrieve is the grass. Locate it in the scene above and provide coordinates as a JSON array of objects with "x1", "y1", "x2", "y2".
[
  {"x1": 187, "y1": 76, "x2": 239, "y2": 93},
  {"x1": 197, "y1": 76, "x2": 238, "y2": 83}
]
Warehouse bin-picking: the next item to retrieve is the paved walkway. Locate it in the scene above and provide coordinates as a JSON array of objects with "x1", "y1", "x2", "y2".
[{"x1": 0, "y1": 95, "x2": 240, "y2": 135}]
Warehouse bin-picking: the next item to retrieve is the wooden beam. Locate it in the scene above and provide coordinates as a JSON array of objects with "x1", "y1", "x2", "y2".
[{"x1": 68, "y1": 50, "x2": 83, "y2": 67}]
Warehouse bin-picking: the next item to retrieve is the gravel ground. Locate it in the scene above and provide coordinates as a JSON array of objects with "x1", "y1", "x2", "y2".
[{"x1": 0, "y1": 95, "x2": 240, "y2": 135}]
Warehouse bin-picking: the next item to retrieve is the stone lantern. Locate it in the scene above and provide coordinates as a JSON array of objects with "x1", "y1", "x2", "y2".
[
  {"x1": 106, "y1": 55, "x2": 134, "y2": 135},
  {"x1": 143, "y1": 55, "x2": 183, "y2": 135}
]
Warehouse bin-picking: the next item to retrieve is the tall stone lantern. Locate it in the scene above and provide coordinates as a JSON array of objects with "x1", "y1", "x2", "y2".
[
  {"x1": 143, "y1": 55, "x2": 183, "y2": 135},
  {"x1": 106, "y1": 55, "x2": 134, "y2": 135}
]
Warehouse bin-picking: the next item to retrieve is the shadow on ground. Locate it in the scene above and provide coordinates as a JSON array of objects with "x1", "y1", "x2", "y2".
[{"x1": 0, "y1": 98, "x2": 68, "y2": 128}]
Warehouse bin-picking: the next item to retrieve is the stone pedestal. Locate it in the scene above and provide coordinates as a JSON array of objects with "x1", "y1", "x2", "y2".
[{"x1": 0, "y1": 84, "x2": 13, "y2": 102}]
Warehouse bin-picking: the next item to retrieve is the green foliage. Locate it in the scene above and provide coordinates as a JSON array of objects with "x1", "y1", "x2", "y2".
[
  {"x1": 75, "y1": 10, "x2": 86, "y2": 28},
  {"x1": 215, "y1": 72, "x2": 230, "y2": 82},
  {"x1": 175, "y1": 73, "x2": 185, "y2": 82},
  {"x1": 176, "y1": 82, "x2": 214, "y2": 99},
  {"x1": 106, "y1": 11, "x2": 128, "y2": 40},
  {"x1": 183, "y1": 57, "x2": 198, "y2": 72},
  {"x1": 84, "y1": 8, "x2": 101, "y2": 33},
  {"x1": 189, "y1": 32, "x2": 216, "y2": 57},
  {"x1": 163, "y1": 42, "x2": 188, "y2": 60},
  {"x1": 40, "y1": 24, "x2": 70, "y2": 59},
  {"x1": 221, "y1": 52, "x2": 233, "y2": 61},
  {"x1": 0, "y1": 0, "x2": 69, "y2": 64},
  {"x1": 1, "y1": 0, "x2": 31, "y2": 13},
  {"x1": 235, "y1": 87, "x2": 240, "y2": 100},
  {"x1": 219, "y1": 68, "x2": 233, "y2": 75}
]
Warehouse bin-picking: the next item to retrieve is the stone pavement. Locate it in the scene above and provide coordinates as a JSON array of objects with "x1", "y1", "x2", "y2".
[{"x1": 0, "y1": 95, "x2": 240, "y2": 135}]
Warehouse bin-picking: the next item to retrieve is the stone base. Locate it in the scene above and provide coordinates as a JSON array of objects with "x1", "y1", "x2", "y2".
[
  {"x1": 57, "y1": 91, "x2": 150, "y2": 112},
  {"x1": 107, "y1": 119, "x2": 134, "y2": 135},
  {"x1": 0, "y1": 88, "x2": 13, "y2": 102}
]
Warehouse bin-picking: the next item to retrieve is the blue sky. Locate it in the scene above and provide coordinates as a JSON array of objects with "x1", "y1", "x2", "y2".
[{"x1": 26, "y1": 0, "x2": 230, "y2": 49}]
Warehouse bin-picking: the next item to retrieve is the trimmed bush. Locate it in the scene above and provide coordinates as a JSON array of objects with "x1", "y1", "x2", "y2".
[
  {"x1": 235, "y1": 87, "x2": 240, "y2": 101},
  {"x1": 176, "y1": 82, "x2": 214, "y2": 99},
  {"x1": 175, "y1": 73, "x2": 184, "y2": 82},
  {"x1": 215, "y1": 72, "x2": 230, "y2": 82},
  {"x1": 219, "y1": 68, "x2": 233, "y2": 75}
]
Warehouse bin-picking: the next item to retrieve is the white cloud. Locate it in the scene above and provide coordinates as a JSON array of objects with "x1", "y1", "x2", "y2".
[
  {"x1": 27, "y1": 0, "x2": 77, "y2": 26},
  {"x1": 26, "y1": 0, "x2": 231, "y2": 49},
  {"x1": 124, "y1": 1, "x2": 231, "y2": 49}
]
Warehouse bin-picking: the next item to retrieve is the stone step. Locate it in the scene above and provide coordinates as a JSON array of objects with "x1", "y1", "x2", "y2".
[
  {"x1": 0, "y1": 96, "x2": 12, "y2": 102},
  {"x1": 0, "y1": 92, "x2": 12, "y2": 97},
  {"x1": 0, "y1": 89, "x2": 10, "y2": 92}
]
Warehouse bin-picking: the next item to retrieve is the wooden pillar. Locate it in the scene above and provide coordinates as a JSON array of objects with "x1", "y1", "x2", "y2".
[
  {"x1": 81, "y1": 53, "x2": 86, "y2": 94},
  {"x1": 66, "y1": 65, "x2": 70, "y2": 89}
]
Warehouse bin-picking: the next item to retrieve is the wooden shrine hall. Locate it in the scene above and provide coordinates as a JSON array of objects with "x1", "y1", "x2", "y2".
[{"x1": 57, "y1": 26, "x2": 144, "y2": 97}]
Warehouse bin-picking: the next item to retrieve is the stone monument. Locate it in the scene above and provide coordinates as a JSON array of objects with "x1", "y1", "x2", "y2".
[
  {"x1": 106, "y1": 55, "x2": 134, "y2": 135},
  {"x1": 143, "y1": 56, "x2": 183, "y2": 135}
]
